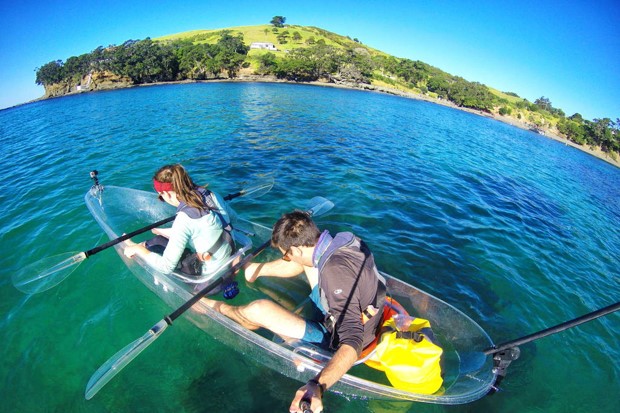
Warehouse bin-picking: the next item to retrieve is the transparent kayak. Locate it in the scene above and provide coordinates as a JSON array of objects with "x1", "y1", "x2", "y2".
[{"x1": 85, "y1": 185, "x2": 497, "y2": 405}]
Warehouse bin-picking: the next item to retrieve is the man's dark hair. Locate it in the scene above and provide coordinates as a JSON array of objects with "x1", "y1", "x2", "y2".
[{"x1": 271, "y1": 210, "x2": 321, "y2": 251}]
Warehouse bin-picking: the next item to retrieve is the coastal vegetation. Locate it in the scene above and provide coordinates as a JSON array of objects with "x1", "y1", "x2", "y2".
[{"x1": 34, "y1": 23, "x2": 619, "y2": 161}]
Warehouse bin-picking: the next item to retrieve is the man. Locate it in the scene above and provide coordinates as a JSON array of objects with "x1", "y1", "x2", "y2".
[{"x1": 201, "y1": 210, "x2": 386, "y2": 413}]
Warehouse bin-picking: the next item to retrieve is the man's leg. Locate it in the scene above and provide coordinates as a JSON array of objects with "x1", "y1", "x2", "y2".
[{"x1": 201, "y1": 298, "x2": 307, "y2": 340}]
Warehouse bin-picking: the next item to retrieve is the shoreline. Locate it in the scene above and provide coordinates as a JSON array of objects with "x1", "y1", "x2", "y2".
[
  {"x1": 298, "y1": 78, "x2": 620, "y2": 169},
  {"x1": 27, "y1": 75, "x2": 620, "y2": 169},
  {"x1": 237, "y1": 75, "x2": 620, "y2": 169}
]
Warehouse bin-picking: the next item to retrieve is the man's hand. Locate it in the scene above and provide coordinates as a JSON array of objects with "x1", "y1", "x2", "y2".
[
  {"x1": 289, "y1": 381, "x2": 323, "y2": 413},
  {"x1": 290, "y1": 345, "x2": 357, "y2": 412}
]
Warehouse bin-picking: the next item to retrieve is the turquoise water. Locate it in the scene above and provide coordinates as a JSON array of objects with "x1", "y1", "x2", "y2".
[{"x1": 1, "y1": 83, "x2": 618, "y2": 413}]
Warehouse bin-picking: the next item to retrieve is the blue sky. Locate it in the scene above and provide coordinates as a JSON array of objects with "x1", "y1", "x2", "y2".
[{"x1": 1, "y1": 0, "x2": 618, "y2": 120}]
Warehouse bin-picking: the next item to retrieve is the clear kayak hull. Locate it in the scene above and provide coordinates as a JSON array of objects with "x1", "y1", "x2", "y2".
[{"x1": 85, "y1": 185, "x2": 496, "y2": 404}]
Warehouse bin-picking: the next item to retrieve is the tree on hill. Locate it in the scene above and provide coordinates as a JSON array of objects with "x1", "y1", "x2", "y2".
[
  {"x1": 35, "y1": 60, "x2": 65, "y2": 85},
  {"x1": 257, "y1": 52, "x2": 278, "y2": 75},
  {"x1": 214, "y1": 32, "x2": 250, "y2": 77},
  {"x1": 557, "y1": 118, "x2": 586, "y2": 144},
  {"x1": 273, "y1": 45, "x2": 334, "y2": 81},
  {"x1": 35, "y1": 32, "x2": 250, "y2": 87},
  {"x1": 569, "y1": 113, "x2": 584, "y2": 123},
  {"x1": 499, "y1": 106, "x2": 512, "y2": 116},
  {"x1": 271, "y1": 16, "x2": 286, "y2": 28},
  {"x1": 534, "y1": 96, "x2": 552, "y2": 111},
  {"x1": 277, "y1": 30, "x2": 290, "y2": 44},
  {"x1": 534, "y1": 96, "x2": 566, "y2": 117},
  {"x1": 176, "y1": 42, "x2": 220, "y2": 79},
  {"x1": 586, "y1": 118, "x2": 617, "y2": 152},
  {"x1": 109, "y1": 38, "x2": 179, "y2": 83}
]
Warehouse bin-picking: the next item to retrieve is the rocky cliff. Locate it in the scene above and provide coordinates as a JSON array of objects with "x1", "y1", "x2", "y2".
[{"x1": 43, "y1": 71, "x2": 133, "y2": 98}]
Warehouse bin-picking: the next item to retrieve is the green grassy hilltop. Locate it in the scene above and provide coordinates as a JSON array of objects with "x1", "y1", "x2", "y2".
[{"x1": 35, "y1": 24, "x2": 619, "y2": 161}]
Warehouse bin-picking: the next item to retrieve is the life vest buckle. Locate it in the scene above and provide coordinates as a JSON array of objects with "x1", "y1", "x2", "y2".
[{"x1": 395, "y1": 330, "x2": 424, "y2": 342}]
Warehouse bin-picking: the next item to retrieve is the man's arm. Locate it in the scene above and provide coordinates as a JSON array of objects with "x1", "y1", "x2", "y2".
[
  {"x1": 244, "y1": 259, "x2": 305, "y2": 282},
  {"x1": 289, "y1": 344, "x2": 358, "y2": 413}
]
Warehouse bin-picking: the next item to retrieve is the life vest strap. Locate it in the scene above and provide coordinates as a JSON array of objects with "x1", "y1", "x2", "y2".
[
  {"x1": 357, "y1": 297, "x2": 406, "y2": 361},
  {"x1": 197, "y1": 190, "x2": 236, "y2": 260}
]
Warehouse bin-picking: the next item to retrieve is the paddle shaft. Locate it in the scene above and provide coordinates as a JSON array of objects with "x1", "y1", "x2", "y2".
[
  {"x1": 84, "y1": 191, "x2": 239, "y2": 258},
  {"x1": 484, "y1": 301, "x2": 620, "y2": 355},
  {"x1": 85, "y1": 216, "x2": 175, "y2": 257}
]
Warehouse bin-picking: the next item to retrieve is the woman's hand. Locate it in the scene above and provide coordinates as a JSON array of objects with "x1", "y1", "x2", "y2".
[
  {"x1": 123, "y1": 238, "x2": 147, "y2": 258},
  {"x1": 152, "y1": 227, "x2": 171, "y2": 238},
  {"x1": 123, "y1": 244, "x2": 139, "y2": 258}
]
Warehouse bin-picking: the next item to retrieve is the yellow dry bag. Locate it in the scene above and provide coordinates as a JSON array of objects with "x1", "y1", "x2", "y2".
[{"x1": 365, "y1": 314, "x2": 443, "y2": 394}]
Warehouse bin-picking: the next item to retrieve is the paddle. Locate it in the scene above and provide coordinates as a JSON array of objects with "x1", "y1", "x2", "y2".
[
  {"x1": 12, "y1": 177, "x2": 274, "y2": 295},
  {"x1": 84, "y1": 196, "x2": 334, "y2": 400},
  {"x1": 483, "y1": 301, "x2": 620, "y2": 356},
  {"x1": 460, "y1": 301, "x2": 620, "y2": 391}
]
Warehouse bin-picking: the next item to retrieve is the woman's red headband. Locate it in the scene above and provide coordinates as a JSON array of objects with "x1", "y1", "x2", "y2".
[{"x1": 153, "y1": 179, "x2": 174, "y2": 193}]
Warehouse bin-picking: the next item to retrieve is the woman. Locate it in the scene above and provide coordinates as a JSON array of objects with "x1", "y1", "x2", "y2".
[{"x1": 124, "y1": 164, "x2": 237, "y2": 281}]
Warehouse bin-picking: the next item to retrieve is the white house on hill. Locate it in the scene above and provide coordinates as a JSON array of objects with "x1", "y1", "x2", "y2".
[{"x1": 250, "y1": 42, "x2": 278, "y2": 51}]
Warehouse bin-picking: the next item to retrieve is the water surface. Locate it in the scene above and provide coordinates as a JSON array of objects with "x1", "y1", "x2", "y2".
[{"x1": 0, "y1": 83, "x2": 618, "y2": 413}]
